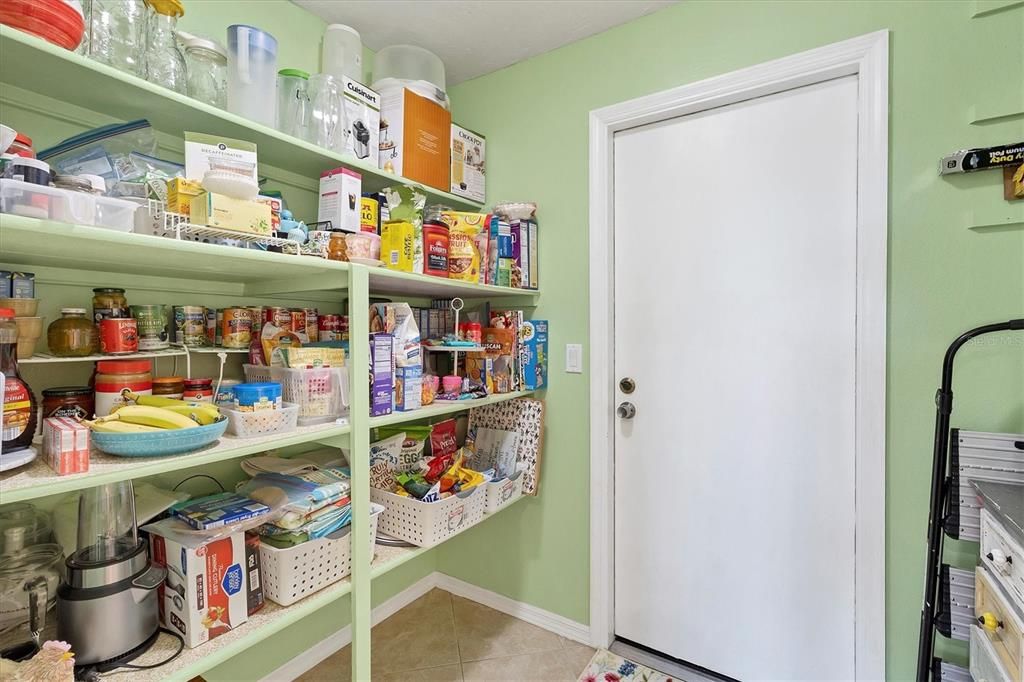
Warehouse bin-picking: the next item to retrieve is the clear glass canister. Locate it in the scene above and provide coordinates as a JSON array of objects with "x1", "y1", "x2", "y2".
[
  {"x1": 83, "y1": 0, "x2": 147, "y2": 77},
  {"x1": 47, "y1": 308, "x2": 99, "y2": 357},
  {"x1": 144, "y1": 0, "x2": 187, "y2": 94},
  {"x1": 183, "y1": 36, "x2": 227, "y2": 108}
]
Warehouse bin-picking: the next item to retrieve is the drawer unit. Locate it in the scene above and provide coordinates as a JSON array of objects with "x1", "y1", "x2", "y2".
[
  {"x1": 972, "y1": 625, "x2": 1014, "y2": 682},
  {"x1": 976, "y1": 565, "x2": 1024, "y2": 682},
  {"x1": 982, "y1": 509, "x2": 1024, "y2": 609},
  {"x1": 948, "y1": 431, "x2": 1024, "y2": 542}
]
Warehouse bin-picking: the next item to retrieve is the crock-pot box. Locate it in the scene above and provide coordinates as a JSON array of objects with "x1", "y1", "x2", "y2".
[
  {"x1": 145, "y1": 519, "x2": 249, "y2": 649},
  {"x1": 450, "y1": 124, "x2": 485, "y2": 203},
  {"x1": 376, "y1": 80, "x2": 451, "y2": 191}
]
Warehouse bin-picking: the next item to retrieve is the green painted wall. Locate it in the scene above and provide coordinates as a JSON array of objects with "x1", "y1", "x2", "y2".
[{"x1": 437, "y1": 1, "x2": 1024, "y2": 680}]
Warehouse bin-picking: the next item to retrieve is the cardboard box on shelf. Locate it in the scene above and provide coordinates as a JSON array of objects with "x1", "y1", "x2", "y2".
[
  {"x1": 395, "y1": 364, "x2": 422, "y2": 412},
  {"x1": 183, "y1": 132, "x2": 258, "y2": 183},
  {"x1": 318, "y1": 167, "x2": 362, "y2": 233},
  {"x1": 378, "y1": 86, "x2": 451, "y2": 191},
  {"x1": 521, "y1": 320, "x2": 548, "y2": 390},
  {"x1": 341, "y1": 77, "x2": 380, "y2": 166},
  {"x1": 42, "y1": 417, "x2": 89, "y2": 475},
  {"x1": 189, "y1": 192, "x2": 272, "y2": 235},
  {"x1": 370, "y1": 333, "x2": 394, "y2": 417},
  {"x1": 146, "y1": 521, "x2": 249, "y2": 648},
  {"x1": 256, "y1": 195, "x2": 282, "y2": 234},
  {"x1": 450, "y1": 124, "x2": 486, "y2": 203},
  {"x1": 166, "y1": 178, "x2": 204, "y2": 216}
]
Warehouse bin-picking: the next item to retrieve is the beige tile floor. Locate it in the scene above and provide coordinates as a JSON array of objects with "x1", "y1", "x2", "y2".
[{"x1": 296, "y1": 589, "x2": 595, "y2": 681}]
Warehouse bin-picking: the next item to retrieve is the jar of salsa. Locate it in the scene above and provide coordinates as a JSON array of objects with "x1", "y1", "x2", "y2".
[
  {"x1": 47, "y1": 308, "x2": 99, "y2": 357},
  {"x1": 95, "y1": 359, "x2": 152, "y2": 416},
  {"x1": 92, "y1": 288, "x2": 129, "y2": 324},
  {"x1": 183, "y1": 378, "x2": 213, "y2": 402},
  {"x1": 152, "y1": 376, "x2": 185, "y2": 399},
  {"x1": 42, "y1": 387, "x2": 95, "y2": 420}
]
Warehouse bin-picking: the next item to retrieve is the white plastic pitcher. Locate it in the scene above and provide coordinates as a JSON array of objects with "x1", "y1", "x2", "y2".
[{"x1": 227, "y1": 25, "x2": 278, "y2": 128}]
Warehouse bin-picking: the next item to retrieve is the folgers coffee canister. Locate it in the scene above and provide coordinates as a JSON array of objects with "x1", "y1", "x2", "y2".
[
  {"x1": 422, "y1": 223, "x2": 450, "y2": 278},
  {"x1": 221, "y1": 307, "x2": 253, "y2": 349}
]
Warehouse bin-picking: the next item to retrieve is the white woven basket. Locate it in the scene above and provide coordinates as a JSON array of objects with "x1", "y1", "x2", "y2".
[
  {"x1": 259, "y1": 504, "x2": 382, "y2": 607},
  {"x1": 484, "y1": 471, "x2": 524, "y2": 514},
  {"x1": 243, "y1": 364, "x2": 349, "y2": 426},
  {"x1": 370, "y1": 485, "x2": 485, "y2": 548},
  {"x1": 222, "y1": 402, "x2": 300, "y2": 438}
]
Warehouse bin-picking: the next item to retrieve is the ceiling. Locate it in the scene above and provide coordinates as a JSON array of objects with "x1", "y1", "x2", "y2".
[{"x1": 294, "y1": 0, "x2": 677, "y2": 87}]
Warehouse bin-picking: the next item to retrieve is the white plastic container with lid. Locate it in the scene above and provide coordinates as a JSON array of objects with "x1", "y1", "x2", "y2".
[
  {"x1": 372, "y1": 44, "x2": 446, "y2": 92},
  {"x1": 226, "y1": 24, "x2": 278, "y2": 128},
  {"x1": 321, "y1": 24, "x2": 362, "y2": 82}
]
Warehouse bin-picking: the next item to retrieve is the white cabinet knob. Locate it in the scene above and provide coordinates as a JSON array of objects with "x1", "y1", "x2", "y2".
[{"x1": 986, "y1": 548, "x2": 1011, "y2": 574}]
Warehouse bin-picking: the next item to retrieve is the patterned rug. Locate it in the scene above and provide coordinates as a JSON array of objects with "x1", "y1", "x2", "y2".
[{"x1": 579, "y1": 649, "x2": 675, "y2": 682}]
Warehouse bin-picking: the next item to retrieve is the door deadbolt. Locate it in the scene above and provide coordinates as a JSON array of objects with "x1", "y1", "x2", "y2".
[
  {"x1": 619, "y1": 377, "x2": 636, "y2": 394},
  {"x1": 617, "y1": 402, "x2": 636, "y2": 419}
]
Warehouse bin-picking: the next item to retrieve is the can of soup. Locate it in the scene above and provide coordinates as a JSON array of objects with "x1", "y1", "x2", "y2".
[
  {"x1": 289, "y1": 309, "x2": 306, "y2": 336},
  {"x1": 99, "y1": 318, "x2": 139, "y2": 354},
  {"x1": 264, "y1": 306, "x2": 291, "y2": 329},
  {"x1": 173, "y1": 306, "x2": 206, "y2": 346},
  {"x1": 205, "y1": 308, "x2": 217, "y2": 346},
  {"x1": 221, "y1": 307, "x2": 253, "y2": 349},
  {"x1": 303, "y1": 307, "x2": 318, "y2": 342},
  {"x1": 130, "y1": 305, "x2": 169, "y2": 350},
  {"x1": 318, "y1": 314, "x2": 342, "y2": 341}
]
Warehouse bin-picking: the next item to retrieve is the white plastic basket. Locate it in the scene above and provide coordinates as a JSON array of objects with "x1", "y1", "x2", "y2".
[
  {"x1": 484, "y1": 471, "x2": 524, "y2": 514},
  {"x1": 244, "y1": 364, "x2": 349, "y2": 426},
  {"x1": 370, "y1": 485, "x2": 485, "y2": 548},
  {"x1": 222, "y1": 402, "x2": 300, "y2": 438},
  {"x1": 259, "y1": 504, "x2": 383, "y2": 607}
]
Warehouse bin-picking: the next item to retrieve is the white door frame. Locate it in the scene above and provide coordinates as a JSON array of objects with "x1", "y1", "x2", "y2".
[{"x1": 588, "y1": 31, "x2": 889, "y2": 680}]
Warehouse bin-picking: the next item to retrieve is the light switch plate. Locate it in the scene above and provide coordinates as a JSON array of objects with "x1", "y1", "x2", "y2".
[{"x1": 566, "y1": 344, "x2": 583, "y2": 373}]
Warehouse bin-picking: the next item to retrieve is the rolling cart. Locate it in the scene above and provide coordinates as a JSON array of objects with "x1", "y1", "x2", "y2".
[{"x1": 916, "y1": 318, "x2": 1024, "y2": 682}]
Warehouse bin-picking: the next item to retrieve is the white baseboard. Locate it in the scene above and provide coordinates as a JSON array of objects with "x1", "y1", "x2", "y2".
[
  {"x1": 261, "y1": 572, "x2": 591, "y2": 681},
  {"x1": 433, "y1": 573, "x2": 591, "y2": 646},
  {"x1": 260, "y1": 574, "x2": 440, "y2": 682}
]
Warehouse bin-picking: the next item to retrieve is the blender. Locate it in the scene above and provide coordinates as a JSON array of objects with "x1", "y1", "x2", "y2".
[{"x1": 56, "y1": 481, "x2": 165, "y2": 668}]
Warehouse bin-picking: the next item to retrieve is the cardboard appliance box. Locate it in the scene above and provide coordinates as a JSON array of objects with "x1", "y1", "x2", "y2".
[
  {"x1": 341, "y1": 77, "x2": 380, "y2": 166},
  {"x1": 378, "y1": 87, "x2": 451, "y2": 191},
  {"x1": 318, "y1": 167, "x2": 363, "y2": 233},
  {"x1": 450, "y1": 124, "x2": 486, "y2": 203}
]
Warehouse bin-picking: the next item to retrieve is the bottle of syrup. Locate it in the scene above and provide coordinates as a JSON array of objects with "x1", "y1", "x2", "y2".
[{"x1": 1, "y1": 308, "x2": 37, "y2": 453}]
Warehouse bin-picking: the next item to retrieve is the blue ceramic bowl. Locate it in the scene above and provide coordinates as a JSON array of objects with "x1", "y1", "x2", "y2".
[{"x1": 91, "y1": 418, "x2": 228, "y2": 458}]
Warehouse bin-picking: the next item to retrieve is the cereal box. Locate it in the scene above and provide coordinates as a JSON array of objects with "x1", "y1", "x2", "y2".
[{"x1": 521, "y1": 320, "x2": 548, "y2": 390}]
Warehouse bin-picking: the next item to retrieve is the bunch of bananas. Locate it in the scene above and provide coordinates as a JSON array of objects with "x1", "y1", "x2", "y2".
[{"x1": 83, "y1": 393, "x2": 222, "y2": 434}]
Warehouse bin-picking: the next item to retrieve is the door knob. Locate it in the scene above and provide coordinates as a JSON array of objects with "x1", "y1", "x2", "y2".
[{"x1": 617, "y1": 402, "x2": 636, "y2": 419}]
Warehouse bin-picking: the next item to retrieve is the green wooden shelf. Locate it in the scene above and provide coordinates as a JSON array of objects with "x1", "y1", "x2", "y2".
[
  {"x1": 0, "y1": 422, "x2": 351, "y2": 504},
  {"x1": 369, "y1": 390, "x2": 537, "y2": 428},
  {"x1": 0, "y1": 26, "x2": 482, "y2": 211},
  {"x1": 0, "y1": 215, "x2": 541, "y2": 300}
]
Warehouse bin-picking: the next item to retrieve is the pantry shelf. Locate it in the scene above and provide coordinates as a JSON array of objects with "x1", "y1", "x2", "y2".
[
  {"x1": 369, "y1": 390, "x2": 536, "y2": 428},
  {"x1": 0, "y1": 422, "x2": 351, "y2": 504},
  {"x1": 20, "y1": 348, "x2": 188, "y2": 364},
  {"x1": 0, "y1": 26, "x2": 482, "y2": 211},
  {"x1": 368, "y1": 267, "x2": 541, "y2": 301}
]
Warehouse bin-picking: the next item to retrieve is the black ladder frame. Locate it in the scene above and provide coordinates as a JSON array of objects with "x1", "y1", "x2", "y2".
[{"x1": 916, "y1": 317, "x2": 1024, "y2": 682}]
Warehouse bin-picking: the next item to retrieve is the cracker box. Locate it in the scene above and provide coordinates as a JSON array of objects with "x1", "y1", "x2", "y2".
[
  {"x1": 370, "y1": 333, "x2": 394, "y2": 417},
  {"x1": 190, "y1": 192, "x2": 272, "y2": 235},
  {"x1": 521, "y1": 320, "x2": 548, "y2": 390},
  {"x1": 318, "y1": 167, "x2": 362, "y2": 233},
  {"x1": 341, "y1": 77, "x2": 380, "y2": 166},
  {"x1": 42, "y1": 417, "x2": 89, "y2": 475},
  {"x1": 378, "y1": 86, "x2": 451, "y2": 190},
  {"x1": 395, "y1": 364, "x2": 422, "y2": 412},
  {"x1": 146, "y1": 520, "x2": 248, "y2": 648},
  {"x1": 450, "y1": 124, "x2": 485, "y2": 202}
]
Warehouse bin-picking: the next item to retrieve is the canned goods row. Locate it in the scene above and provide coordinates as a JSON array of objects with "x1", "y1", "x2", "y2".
[{"x1": 175, "y1": 305, "x2": 322, "y2": 348}]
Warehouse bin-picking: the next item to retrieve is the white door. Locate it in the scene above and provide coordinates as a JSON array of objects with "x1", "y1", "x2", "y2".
[{"x1": 613, "y1": 76, "x2": 859, "y2": 681}]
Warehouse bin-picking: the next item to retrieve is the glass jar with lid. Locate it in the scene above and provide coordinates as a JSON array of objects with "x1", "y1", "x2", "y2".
[
  {"x1": 92, "y1": 288, "x2": 128, "y2": 324},
  {"x1": 83, "y1": 0, "x2": 147, "y2": 77},
  {"x1": 152, "y1": 376, "x2": 184, "y2": 399},
  {"x1": 47, "y1": 308, "x2": 99, "y2": 357},
  {"x1": 144, "y1": 0, "x2": 187, "y2": 94},
  {"x1": 182, "y1": 35, "x2": 227, "y2": 109}
]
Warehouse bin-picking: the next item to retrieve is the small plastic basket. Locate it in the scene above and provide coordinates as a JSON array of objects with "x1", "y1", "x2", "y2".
[
  {"x1": 259, "y1": 504, "x2": 383, "y2": 607},
  {"x1": 370, "y1": 485, "x2": 485, "y2": 548},
  {"x1": 244, "y1": 364, "x2": 349, "y2": 426},
  {"x1": 484, "y1": 471, "x2": 524, "y2": 514},
  {"x1": 222, "y1": 402, "x2": 300, "y2": 438}
]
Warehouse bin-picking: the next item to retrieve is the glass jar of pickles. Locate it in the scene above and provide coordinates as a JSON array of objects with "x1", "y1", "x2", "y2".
[
  {"x1": 47, "y1": 308, "x2": 99, "y2": 357},
  {"x1": 92, "y1": 288, "x2": 128, "y2": 324}
]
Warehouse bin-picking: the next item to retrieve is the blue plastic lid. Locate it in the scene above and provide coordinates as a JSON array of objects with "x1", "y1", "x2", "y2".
[
  {"x1": 227, "y1": 25, "x2": 278, "y2": 55},
  {"x1": 233, "y1": 382, "x2": 282, "y2": 400}
]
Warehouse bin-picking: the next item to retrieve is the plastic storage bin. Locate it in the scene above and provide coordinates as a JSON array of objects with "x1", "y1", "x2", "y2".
[
  {"x1": 222, "y1": 402, "x2": 299, "y2": 438},
  {"x1": 0, "y1": 179, "x2": 136, "y2": 231},
  {"x1": 243, "y1": 364, "x2": 348, "y2": 426},
  {"x1": 259, "y1": 504, "x2": 383, "y2": 607},
  {"x1": 484, "y1": 471, "x2": 523, "y2": 514},
  {"x1": 370, "y1": 485, "x2": 485, "y2": 548},
  {"x1": 372, "y1": 45, "x2": 445, "y2": 92}
]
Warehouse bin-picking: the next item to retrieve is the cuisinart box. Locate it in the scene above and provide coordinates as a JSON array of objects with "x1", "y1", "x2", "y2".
[
  {"x1": 451, "y1": 124, "x2": 485, "y2": 203},
  {"x1": 340, "y1": 77, "x2": 380, "y2": 165},
  {"x1": 146, "y1": 519, "x2": 249, "y2": 648},
  {"x1": 377, "y1": 82, "x2": 451, "y2": 191}
]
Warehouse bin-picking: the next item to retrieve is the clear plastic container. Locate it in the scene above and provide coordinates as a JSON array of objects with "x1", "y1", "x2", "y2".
[
  {"x1": 307, "y1": 73, "x2": 345, "y2": 150},
  {"x1": 83, "y1": 0, "x2": 147, "y2": 77},
  {"x1": 0, "y1": 179, "x2": 138, "y2": 230},
  {"x1": 321, "y1": 24, "x2": 362, "y2": 82},
  {"x1": 144, "y1": 0, "x2": 187, "y2": 94},
  {"x1": 72, "y1": 481, "x2": 138, "y2": 565},
  {"x1": 276, "y1": 69, "x2": 310, "y2": 139},
  {"x1": 372, "y1": 44, "x2": 446, "y2": 92},
  {"x1": 183, "y1": 36, "x2": 227, "y2": 108},
  {"x1": 227, "y1": 24, "x2": 278, "y2": 127}
]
